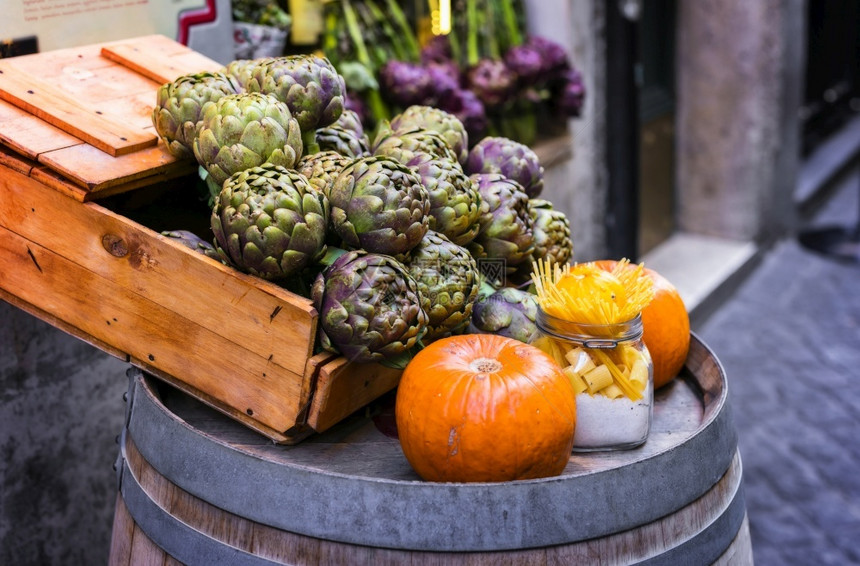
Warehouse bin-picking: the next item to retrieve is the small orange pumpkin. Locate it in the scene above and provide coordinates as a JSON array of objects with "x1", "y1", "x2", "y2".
[
  {"x1": 395, "y1": 333, "x2": 577, "y2": 482},
  {"x1": 593, "y1": 260, "x2": 691, "y2": 389}
]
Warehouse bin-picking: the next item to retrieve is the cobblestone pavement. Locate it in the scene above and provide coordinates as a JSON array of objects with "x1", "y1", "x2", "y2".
[{"x1": 698, "y1": 172, "x2": 860, "y2": 566}]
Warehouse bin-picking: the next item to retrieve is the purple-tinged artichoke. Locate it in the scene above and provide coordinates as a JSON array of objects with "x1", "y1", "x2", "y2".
[
  {"x1": 468, "y1": 173, "x2": 535, "y2": 274},
  {"x1": 406, "y1": 153, "x2": 481, "y2": 246},
  {"x1": 466, "y1": 136, "x2": 545, "y2": 198},
  {"x1": 526, "y1": 36, "x2": 570, "y2": 81},
  {"x1": 467, "y1": 287, "x2": 538, "y2": 344},
  {"x1": 161, "y1": 230, "x2": 220, "y2": 261},
  {"x1": 296, "y1": 150, "x2": 352, "y2": 196},
  {"x1": 378, "y1": 60, "x2": 433, "y2": 108},
  {"x1": 329, "y1": 156, "x2": 430, "y2": 259},
  {"x1": 331, "y1": 108, "x2": 367, "y2": 141},
  {"x1": 151, "y1": 72, "x2": 242, "y2": 159},
  {"x1": 372, "y1": 125, "x2": 459, "y2": 165},
  {"x1": 315, "y1": 126, "x2": 370, "y2": 158},
  {"x1": 344, "y1": 93, "x2": 370, "y2": 126},
  {"x1": 220, "y1": 58, "x2": 267, "y2": 89},
  {"x1": 247, "y1": 54, "x2": 346, "y2": 133},
  {"x1": 464, "y1": 58, "x2": 517, "y2": 109},
  {"x1": 420, "y1": 34, "x2": 453, "y2": 64},
  {"x1": 529, "y1": 199, "x2": 572, "y2": 266},
  {"x1": 503, "y1": 44, "x2": 544, "y2": 86},
  {"x1": 312, "y1": 250, "x2": 429, "y2": 364},
  {"x1": 406, "y1": 231, "x2": 480, "y2": 342},
  {"x1": 555, "y1": 68, "x2": 586, "y2": 118},
  {"x1": 438, "y1": 88, "x2": 487, "y2": 142},
  {"x1": 210, "y1": 164, "x2": 329, "y2": 280},
  {"x1": 390, "y1": 105, "x2": 469, "y2": 166},
  {"x1": 425, "y1": 61, "x2": 461, "y2": 104},
  {"x1": 193, "y1": 92, "x2": 303, "y2": 195}
]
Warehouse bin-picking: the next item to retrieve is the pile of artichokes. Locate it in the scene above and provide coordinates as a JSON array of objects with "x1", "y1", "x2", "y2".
[{"x1": 152, "y1": 53, "x2": 573, "y2": 365}]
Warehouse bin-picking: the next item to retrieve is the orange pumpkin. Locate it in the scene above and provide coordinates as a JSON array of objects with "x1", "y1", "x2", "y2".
[
  {"x1": 593, "y1": 260, "x2": 691, "y2": 389},
  {"x1": 395, "y1": 333, "x2": 577, "y2": 482}
]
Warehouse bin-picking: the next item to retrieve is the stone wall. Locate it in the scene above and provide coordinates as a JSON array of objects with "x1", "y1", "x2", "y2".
[{"x1": 676, "y1": 0, "x2": 805, "y2": 243}]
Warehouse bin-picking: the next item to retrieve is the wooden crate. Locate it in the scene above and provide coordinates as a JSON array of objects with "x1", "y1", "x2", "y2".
[{"x1": 0, "y1": 35, "x2": 402, "y2": 444}]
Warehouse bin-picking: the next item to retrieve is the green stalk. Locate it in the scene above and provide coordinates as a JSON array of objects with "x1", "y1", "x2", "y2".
[
  {"x1": 366, "y1": 0, "x2": 406, "y2": 62},
  {"x1": 385, "y1": 0, "x2": 421, "y2": 61},
  {"x1": 466, "y1": 0, "x2": 479, "y2": 66},
  {"x1": 342, "y1": 0, "x2": 373, "y2": 71},
  {"x1": 484, "y1": 0, "x2": 500, "y2": 60},
  {"x1": 355, "y1": 1, "x2": 388, "y2": 70},
  {"x1": 498, "y1": 0, "x2": 522, "y2": 49}
]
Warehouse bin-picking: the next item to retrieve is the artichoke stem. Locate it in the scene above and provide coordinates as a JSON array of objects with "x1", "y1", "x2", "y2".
[{"x1": 302, "y1": 130, "x2": 320, "y2": 155}]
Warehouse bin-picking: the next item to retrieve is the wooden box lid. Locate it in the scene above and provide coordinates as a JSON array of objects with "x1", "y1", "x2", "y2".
[{"x1": 0, "y1": 35, "x2": 219, "y2": 201}]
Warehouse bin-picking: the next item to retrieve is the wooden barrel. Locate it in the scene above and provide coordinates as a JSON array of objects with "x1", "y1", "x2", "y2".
[{"x1": 108, "y1": 334, "x2": 752, "y2": 565}]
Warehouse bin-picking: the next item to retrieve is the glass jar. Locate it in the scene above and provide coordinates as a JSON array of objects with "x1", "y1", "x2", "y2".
[{"x1": 530, "y1": 308, "x2": 653, "y2": 452}]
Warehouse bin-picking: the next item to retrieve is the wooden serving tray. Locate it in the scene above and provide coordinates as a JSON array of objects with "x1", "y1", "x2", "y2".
[{"x1": 0, "y1": 36, "x2": 402, "y2": 444}]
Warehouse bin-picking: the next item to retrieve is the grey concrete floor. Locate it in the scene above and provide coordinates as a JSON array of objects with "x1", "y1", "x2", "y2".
[
  {"x1": 1, "y1": 170, "x2": 859, "y2": 565},
  {"x1": 698, "y1": 167, "x2": 860, "y2": 566}
]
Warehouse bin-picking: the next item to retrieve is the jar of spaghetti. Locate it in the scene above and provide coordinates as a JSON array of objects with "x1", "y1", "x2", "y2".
[
  {"x1": 529, "y1": 259, "x2": 655, "y2": 451},
  {"x1": 530, "y1": 311, "x2": 653, "y2": 451}
]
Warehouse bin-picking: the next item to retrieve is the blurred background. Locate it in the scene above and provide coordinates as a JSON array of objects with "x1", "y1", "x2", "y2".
[{"x1": 2, "y1": 0, "x2": 859, "y2": 564}]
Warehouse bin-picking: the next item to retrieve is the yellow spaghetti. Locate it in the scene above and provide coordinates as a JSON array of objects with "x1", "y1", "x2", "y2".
[{"x1": 531, "y1": 258, "x2": 655, "y2": 401}]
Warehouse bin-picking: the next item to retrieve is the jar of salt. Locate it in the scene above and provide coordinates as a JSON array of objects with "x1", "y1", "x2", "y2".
[{"x1": 531, "y1": 309, "x2": 653, "y2": 451}]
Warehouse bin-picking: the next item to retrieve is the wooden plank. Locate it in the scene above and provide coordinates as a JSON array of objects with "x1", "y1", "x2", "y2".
[
  {"x1": 0, "y1": 98, "x2": 82, "y2": 160},
  {"x1": 0, "y1": 227, "x2": 307, "y2": 432},
  {"x1": 0, "y1": 145, "x2": 34, "y2": 177},
  {"x1": 37, "y1": 142, "x2": 192, "y2": 193},
  {"x1": 0, "y1": 65, "x2": 156, "y2": 156},
  {"x1": 307, "y1": 358, "x2": 403, "y2": 433},
  {"x1": 107, "y1": 497, "x2": 135, "y2": 566},
  {"x1": 135, "y1": 362, "x2": 292, "y2": 444},
  {"x1": 0, "y1": 167, "x2": 317, "y2": 378},
  {"x1": 102, "y1": 43, "x2": 222, "y2": 85}
]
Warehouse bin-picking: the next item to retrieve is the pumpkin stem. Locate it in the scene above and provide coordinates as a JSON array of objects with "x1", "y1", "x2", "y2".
[{"x1": 469, "y1": 358, "x2": 502, "y2": 374}]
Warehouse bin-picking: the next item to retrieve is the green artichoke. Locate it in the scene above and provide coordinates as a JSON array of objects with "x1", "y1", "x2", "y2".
[
  {"x1": 405, "y1": 153, "x2": 482, "y2": 247},
  {"x1": 220, "y1": 58, "x2": 267, "y2": 90},
  {"x1": 466, "y1": 136, "x2": 545, "y2": 198},
  {"x1": 328, "y1": 156, "x2": 430, "y2": 259},
  {"x1": 296, "y1": 150, "x2": 352, "y2": 196},
  {"x1": 530, "y1": 198, "x2": 573, "y2": 266},
  {"x1": 468, "y1": 173, "x2": 535, "y2": 275},
  {"x1": 193, "y1": 92, "x2": 303, "y2": 198},
  {"x1": 312, "y1": 250, "x2": 429, "y2": 363},
  {"x1": 371, "y1": 124, "x2": 459, "y2": 165},
  {"x1": 467, "y1": 287, "x2": 538, "y2": 343},
  {"x1": 331, "y1": 108, "x2": 367, "y2": 141},
  {"x1": 247, "y1": 54, "x2": 346, "y2": 134},
  {"x1": 390, "y1": 105, "x2": 469, "y2": 166},
  {"x1": 406, "y1": 231, "x2": 480, "y2": 342},
  {"x1": 210, "y1": 164, "x2": 328, "y2": 280},
  {"x1": 315, "y1": 125, "x2": 370, "y2": 158},
  {"x1": 151, "y1": 72, "x2": 241, "y2": 159}
]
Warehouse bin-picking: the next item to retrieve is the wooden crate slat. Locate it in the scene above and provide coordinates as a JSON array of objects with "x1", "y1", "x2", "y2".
[
  {"x1": 307, "y1": 357, "x2": 402, "y2": 433},
  {"x1": 0, "y1": 167, "x2": 317, "y2": 379},
  {"x1": 0, "y1": 65, "x2": 156, "y2": 156},
  {"x1": 0, "y1": 226, "x2": 306, "y2": 433},
  {"x1": 102, "y1": 44, "x2": 222, "y2": 85},
  {"x1": 37, "y1": 142, "x2": 192, "y2": 193},
  {"x1": 0, "y1": 98, "x2": 82, "y2": 160}
]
